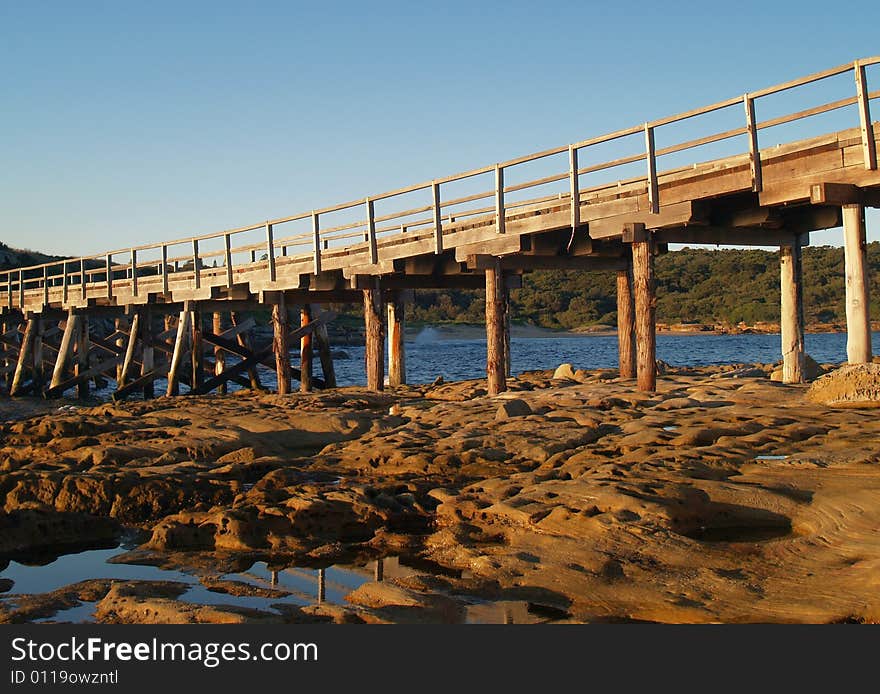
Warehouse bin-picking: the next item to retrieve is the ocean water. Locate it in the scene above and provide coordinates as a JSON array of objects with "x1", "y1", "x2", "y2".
[
  {"x1": 96, "y1": 330, "x2": 880, "y2": 397},
  {"x1": 311, "y1": 330, "x2": 880, "y2": 388}
]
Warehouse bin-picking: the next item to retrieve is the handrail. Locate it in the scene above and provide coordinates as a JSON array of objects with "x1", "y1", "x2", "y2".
[{"x1": 3, "y1": 56, "x2": 879, "y2": 310}]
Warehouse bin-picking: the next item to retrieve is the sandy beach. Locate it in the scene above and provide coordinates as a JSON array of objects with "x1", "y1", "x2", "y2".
[{"x1": 1, "y1": 363, "x2": 878, "y2": 624}]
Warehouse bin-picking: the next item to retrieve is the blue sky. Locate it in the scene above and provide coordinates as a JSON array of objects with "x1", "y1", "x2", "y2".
[{"x1": 1, "y1": 1, "x2": 878, "y2": 256}]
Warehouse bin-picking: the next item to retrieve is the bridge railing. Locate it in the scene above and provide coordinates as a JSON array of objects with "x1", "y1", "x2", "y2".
[{"x1": 3, "y1": 57, "x2": 879, "y2": 312}]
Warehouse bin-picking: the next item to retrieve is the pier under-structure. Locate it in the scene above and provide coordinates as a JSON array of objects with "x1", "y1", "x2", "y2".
[{"x1": 1, "y1": 57, "x2": 879, "y2": 399}]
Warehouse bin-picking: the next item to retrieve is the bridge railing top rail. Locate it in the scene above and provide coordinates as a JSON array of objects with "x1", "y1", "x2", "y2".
[{"x1": 3, "y1": 56, "x2": 879, "y2": 308}]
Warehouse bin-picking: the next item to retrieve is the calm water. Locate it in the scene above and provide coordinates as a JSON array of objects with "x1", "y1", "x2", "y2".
[
  {"x1": 95, "y1": 330, "x2": 880, "y2": 397},
  {"x1": 317, "y1": 330, "x2": 880, "y2": 387}
]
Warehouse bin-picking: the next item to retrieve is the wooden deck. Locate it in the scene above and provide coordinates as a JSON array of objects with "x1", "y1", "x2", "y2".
[{"x1": 1, "y1": 57, "x2": 879, "y2": 397}]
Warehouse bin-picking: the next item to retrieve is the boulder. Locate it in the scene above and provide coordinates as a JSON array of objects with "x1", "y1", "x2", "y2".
[
  {"x1": 495, "y1": 399, "x2": 532, "y2": 420},
  {"x1": 770, "y1": 354, "x2": 824, "y2": 382},
  {"x1": 553, "y1": 363, "x2": 577, "y2": 380},
  {"x1": 806, "y1": 364, "x2": 880, "y2": 406}
]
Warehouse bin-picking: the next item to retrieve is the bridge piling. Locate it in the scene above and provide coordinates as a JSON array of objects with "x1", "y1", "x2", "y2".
[
  {"x1": 485, "y1": 257, "x2": 507, "y2": 396},
  {"x1": 141, "y1": 307, "x2": 155, "y2": 399},
  {"x1": 842, "y1": 203, "x2": 872, "y2": 364},
  {"x1": 630, "y1": 225, "x2": 657, "y2": 393},
  {"x1": 312, "y1": 305, "x2": 337, "y2": 388},
  {"x1": 300, "y1": 304, "x2": 312, "y2": 393},
  {"x1": 387, "y1": 290, "x2": 406, "y2": 387},
  {"x1": 76, "y1": 315, "x2": 90, "y2": 399},
  {"x1": 780, "y1": 236, "x2": 806, "y2": 383},
  {"x1": 191, "y1": 306, "x2": 204, "y2": 392},
  {"x1": 11, "y1": 316, "x2": 36, "y2": 396},
  {"x1": 231, "y1": 312, "x2": 262, "y2": 390},
  {"x1": 167, "y1": 308, "x2": 191, "y2": 396},
  {"x1": 212, "y1": 312, "x2": 226, "y2": 394},
  {"x1": 616, "y1": 254, "x2": 636, "y2": 380},
  {"x1": 363, "y1": 280, "x2": 385, "y2": 391},
  {"x1": 272, "y1": 297, "x2": 291, "y2": 395}
]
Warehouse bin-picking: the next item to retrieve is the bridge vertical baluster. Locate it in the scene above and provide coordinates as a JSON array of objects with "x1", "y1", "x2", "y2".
[
  {"x1": 854, "y1": 60, "x2": 877, "y2": 170},
  {"x1": 223, "y1": 236, "x2": 233, "y2": 288},
  {"x1": 744, "y1": 94, "x2": 763, "y2": 192},
  {"x1": 192, "y1": 239, "x2": 201, "y2": 289},
  {"x1": 312, "y1": 212, "x2": 321, "y2": 275},
  {"x1": 42, "y1": 266, "x2": 49, "y2": 307},
  {"x1": 79, "y1": 260, "x2": 86, "y2": 301},
  {"x1": 432, "y1": 182, "x2": 443, "y2": 254},
  {"x1": 644, "y1": 123, "x2": 659, "y2": 214},
  {"x1": 265, "y1": 223, "x2": 276, "y2": 282},
  {"x1": 569, "y1": 145, "x2": 580, "y2": 230},
  {"x1": 365, "y1": 198, "x2": 378, "y2": 264},
  {"x1": 130, "y1": 249, "x2": 138, "y2": 297},
  {"x1": 161, "y1": 244, "x2": 170, "y2": 294},
  {"x1": 495, "y1": 164, "x2": 505, "y2": 234},
  {"x1": 18, "y1": 270, "x2": 24, "y2": 309},
  {"x1": 105, "y1": 254, "x2": 113, "y2": 299}
]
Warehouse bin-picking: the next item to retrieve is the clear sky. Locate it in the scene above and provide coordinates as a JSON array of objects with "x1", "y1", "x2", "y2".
[{"x1": 1, "y1": 0, "x2": 878, "y2": 257}]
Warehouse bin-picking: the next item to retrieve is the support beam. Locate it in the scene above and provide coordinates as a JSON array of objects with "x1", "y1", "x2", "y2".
[
  {"x1": 616, "y1": 258, "x2": 636, "y2": 379},
  {"x1": 231, "y1": 312, "x2": 262, "y2": 390},
  {"x1": 631, "y1": 225, "x2": 656, "y2": 393},
  {"x1": 141, "y1": 307, "x2": 155, "y2": 399},
  {"x1": 272, "y1": 296, "x2": 291, "y2": 395},
  {"x1": 312, "y1": 305, "x2": 337, "y2": 389},
  {"x1": 32, "y1": 318, "x2": 44, "y2": 393},
  {"x1": 115, "y1": 317, "x2": 128, "y2": 383},
  {"x1": 213, "y1": 312, "x2": 227, "y2": 394},
  {"x1": 485, "y1": 257, "x2": 507, "y2": 396},
  {"x1": 76, "y1": 315, "x2": 90, "y2": 398},
  {"x1": 299, "y1": 304, "x2": 312, "y2": 393},
  {"x1": 842, "y1": 204, "x2": 872, "y2": 364},
  {"x1": 166, "y1": 309, "x2": 192, "y2": 397},
  {"x1": 191, "y1": 307, "x2": 203, "y2": 392},
  {"x1": 387, "y1": 291, "x2": 406, "y2": 387},
  {"x1": 50, "y1": 312, "x2": 79, "y2": 390},
  {"x1": 363, "y1": 280, "x2": 385, "y2": 391},
  {"x1": 118, "y1": 312, "x2": 140, "y2": 387},
  {"x1": 10, "y1": 318, "x2": 36, "y2": 396},
  {"x1": 780, "y1": 237, "x2": 806, "y2": 383}
]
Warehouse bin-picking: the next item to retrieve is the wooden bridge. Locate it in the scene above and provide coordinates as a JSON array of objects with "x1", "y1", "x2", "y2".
[{"x1": 2, "y1": 57, "x2": 879, "y2": 399}]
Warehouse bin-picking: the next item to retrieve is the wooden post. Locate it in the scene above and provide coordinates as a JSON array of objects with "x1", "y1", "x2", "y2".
[
  {"x1": 842, "y1": 203, "x2": 872, "y2": 364},
  {"x1": 485, "y1": 258, "x2": 507, "y2": 395},
  {"x1": 300, "y1": 304, "x2": 312, "y2": 393},
  {"x1": 76, "y1": 315, "x2": 90, "y2": 398},
  {"x1": 232, "y1": 312, "x2": 262, "y2": 390},
  {"x1": 272, "y1": 296, "x2": 291, "y2": 395},
  {"x1": 118, "y1": 312, "x2": 140, "y2": 387},
  {"x1": 780, "y1": 237, "x2": 806, "y2": 383},
  {"x1": 141, "y1": 307, "x2": 154, "y2": 399},
  {"x1": 616, "y1": 258, "x2": 636, "y2": 379},
  {"x1": 213, "y1": 312, "x2": 227, "y2": 394},
  {"x1": 191, "y1": 306, "x2": 203, "y2": 392},
  {"x1": 312, "y1": 305, "x2": 337, "y2": 388},
  {"x1": 50, "y1": 312, "x2": 78, "y2": 390},
  {"x1": 631, "y1": 227, "x2": 657, "y2": 393},
  {"x1": 11, "y1": 318, "x2": 36, "y2": 396},
  {"x1": 387, "y1": 291, "x2": 406, "y2": 387},
  {"x1": 167, "y1": 309, "x2": 191, "y2": 397},
  {"x1": 32, "y1": 318, "x2": 45, "y2": 393},
  {"x1": 363, "y1": 280, "x2": 385, "y2": 391},
  {"x1": 503, "y1": 287, "x2": 511, "y2": 378},
  {"x1": 115, "y1": 316, "x2": 128, "y2": 383}
]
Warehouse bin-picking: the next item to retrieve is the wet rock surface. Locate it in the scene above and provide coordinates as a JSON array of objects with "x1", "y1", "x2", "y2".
[{"x1": 2, "y1": 365, "x2": 880, "y2": 623}]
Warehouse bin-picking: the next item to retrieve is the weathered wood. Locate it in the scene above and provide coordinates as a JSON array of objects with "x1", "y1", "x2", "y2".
[
  {"x1": 231, "y1": 312, "x2": 262, "y2": 390},
  {"x1": 45, "y1": 353, "x2": 124, "y2": 398},
  {"x1": 780, "y1": 238, "x2": 805, "y2": 383},
  {"x1": 76, "y1": 315, "x2": 90, "y2": 398},
  {"x1": 118, "y1": 312, "x2": 140, "y2": 387},
  {"x1": 141, "y1": 307, "x2": 155, "y2": 399},
  {"x1": 631, "y1": 227, "x2": 656, "y2": 393},
  {"x1": 11, "y1": 318, "x2": 36, "y2": 396},
  {"x1": 115, "y1": 316, "x2": 128, "y2": 383},
  {"x1": 272, "y1": 296, "x2": 291, "y2": 395},
  {"x1": 213, "y1": 312, "x2": 227, "y2": 394},
  {"x1": 842, "y1": 203, "x2": 872, "y2": 363},
  {"x1": 50, "y1": 313, "x2": 78, "y2": 390},
  {"x1": 485, "y1": 258, "x2": 507, "y2": 395},
  {"x1": 363, "y1": 281, "x2": 385, "y2": 391},
  {"x1": 312, "y1": 305, "x2": 337, "y2": 389},
  {"x1": 191, "y1": 308, "x2": 204, "y2": 392},
  {"x1": 299, "y1": 304, "x2": 312, "y2": 393},
  {"x1": 503, "y1": 288, "x2": 511, "y2": 378},
  {"x1": 387, "y1": 291, "x2": 406, "y2": 387},
  {"x1": 32, "y1": 319, "x2": 44, "y2": 393},
  {"x1": 616, "y1": 261, "x2": 636, "y2": 379},
  {"x1": 193, "y1": 313, "x2": 333, "y2": 395},
  {"x1": 167, "y1": 309, "x2": 191, "y2": 397}
]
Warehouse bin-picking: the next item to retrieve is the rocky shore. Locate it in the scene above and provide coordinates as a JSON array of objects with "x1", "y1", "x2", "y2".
[{"x1": 2, "y1": 363, "x2": 879, "y2": 624}]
